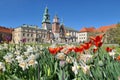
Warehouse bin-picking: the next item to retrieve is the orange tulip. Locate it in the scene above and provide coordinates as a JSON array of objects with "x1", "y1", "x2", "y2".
[{"x1": 115, "y1": 55, "x2": 120, "y2": 61}]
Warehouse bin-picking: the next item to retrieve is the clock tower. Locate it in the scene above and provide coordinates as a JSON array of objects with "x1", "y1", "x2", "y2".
[{"x1": 42, "y1": 7, "x2": 51, "y2": 30}]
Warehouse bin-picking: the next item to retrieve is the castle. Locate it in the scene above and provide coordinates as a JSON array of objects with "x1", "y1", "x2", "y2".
[
  {"x1": 0, "y1": 7, "x2": 117, "y2": 44},
  {"x1": 12, "y1": 7, "x2": 78, "y2": 44}
]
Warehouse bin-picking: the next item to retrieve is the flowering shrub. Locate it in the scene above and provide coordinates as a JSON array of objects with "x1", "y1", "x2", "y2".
[{"x1": 0, "y1": 34, "x2": 120, "y2": 80}]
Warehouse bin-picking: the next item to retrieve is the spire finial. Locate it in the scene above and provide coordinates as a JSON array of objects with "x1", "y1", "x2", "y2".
[
  {"x1": 61, "y1": 18, "x2": 64, "y2": 25},
  {"x1": 45, "y1": 4, "x2": 48, "y2": 8}
]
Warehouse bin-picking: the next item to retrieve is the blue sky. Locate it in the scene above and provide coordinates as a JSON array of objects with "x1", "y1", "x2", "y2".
[{"x1": 0, "y1": 0, "x2": 120, "y2": 30}]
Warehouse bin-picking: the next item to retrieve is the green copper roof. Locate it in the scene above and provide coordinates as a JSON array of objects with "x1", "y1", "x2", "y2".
[{"x1": 42, "y1": 7, "x2": 50, "y2": 23}]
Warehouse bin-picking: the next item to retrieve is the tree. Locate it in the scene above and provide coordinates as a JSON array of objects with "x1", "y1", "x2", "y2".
[{"x1": 106, "y1": 23, "x2": 120, "y2": 46}]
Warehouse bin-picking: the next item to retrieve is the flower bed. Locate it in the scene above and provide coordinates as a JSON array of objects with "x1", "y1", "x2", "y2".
[{"x1": 0, "y1": 34, "x2": 120, "y2": 80}]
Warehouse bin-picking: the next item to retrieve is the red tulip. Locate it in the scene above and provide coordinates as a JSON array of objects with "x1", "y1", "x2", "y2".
[
  {"x1": 106, "y1": 47, "x2": 112, "y2": 52},
  {"x1": 74, "y1": 46, "x2": 83, "y2": 53},
  {"x1": 90, "y1": 34, "x2": 104, "y2": 47},
  {"x1": 48, "y1": 47, "x2": 61, "y2": 55},
  {"x1": 95, "y1": 42, "x2": 103, "y2": 47},
  {"x1": 81, "y1": 41, "x2": 92, "y2": 50}
]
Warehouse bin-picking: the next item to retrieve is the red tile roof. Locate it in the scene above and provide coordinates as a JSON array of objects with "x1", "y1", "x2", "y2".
[
  {"x1": 80, "y1": 27, "x2": 96, "y2": 32},
  {"x1": 79, "y1": 24, "x2": 117, "y2": 33},
  {"x1": 96, "y1": 24, "x2": 117, "y2": 32},
  {"x1": 0, "y1": 26, "x2": 13, "y2": 33}
]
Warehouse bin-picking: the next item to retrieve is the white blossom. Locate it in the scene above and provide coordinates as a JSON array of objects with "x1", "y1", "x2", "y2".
[
  {"x1": 3, "y1": 53, "x2": 14, "y2": 63},
  {"x1": 19, "y1": 60, "x2": 28, "y2": 71},
  {"x1": 55, "y1": 53, "x2": 66, "y2": 60},
  {"x1": 15, "y1": 55, "x2": 24, "y2": 63},
  {"x1": 0, "y1": 62, "x2": 5, "y2": 72},
  {"x1": 72, "y1": 61, "x2": 79, "y2": 75},
  {"x1": 27, "y1": 59, "x2": 38, "y2": 67}
]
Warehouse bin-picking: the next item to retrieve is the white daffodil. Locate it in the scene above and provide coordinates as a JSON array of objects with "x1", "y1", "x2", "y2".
[
  {"x1": 27, "y1": 59, "x2": 38, "y2": 67},
  {"x1": 80, "y1": 54, "x2": 93, "y2": 63},
  {"x1": 15, "y1": 55, "x2": 24, "y2": 63},
  {"x1": 0, "y1": 62, "x2": 5, "y2": 72},
  {"x1": 26, "y1": 53, "x2": 38, "y2": 67},
  {"x1": 72, "y1": 61, "x2": 79, "y2": 75},
  {"x1": 24, "y1": 52, "x2": 30, "y2": 57},
  {"x1": 109, "y1": 50, "x2": 116, "y2": 58},
  {"x1": 35, "y1": 52, "x2": 40, "y2": 59},
  {"x1": 14, "y1": 50, "x2": 20, "y2": 55},
  {"x1": 81, "y1": 65, "x2": 90, "y2": 74},
  {"x1": 55, "y1": 53, "x2": 66, "y2": 60},
  {"x1": 79, "y1": 61, "x2": 90, "y2": 74},
  {"x1": 19, "y1": 60, "x2": 28, "y2": 71},
  {"x1": 3, "y1": 53, "x2": 13, "y2": 63},
  {"x1": 28, "y1": 54, "x2": 36, "y2": 60},
  {"x1": 27, "y1": 46, "x2": 33, "y2": 53},
  {"x1": 66, "y1": 56, "x2": 73, "y2": 63}
]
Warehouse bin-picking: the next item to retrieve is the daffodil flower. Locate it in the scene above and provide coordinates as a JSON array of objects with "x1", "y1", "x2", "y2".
[{"x1": 0, "y1": 62, "x2": 5, "y2": 72}]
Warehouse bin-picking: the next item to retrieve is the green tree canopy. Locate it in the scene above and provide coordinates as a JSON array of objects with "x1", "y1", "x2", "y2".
[{"x1": 107, "y1": 23, "x2": 120, "y2": 45}]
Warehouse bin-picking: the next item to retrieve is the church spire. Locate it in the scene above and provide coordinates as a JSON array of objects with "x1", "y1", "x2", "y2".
[
  {"x1": 42, "y1": 6, "x2": 50, "y2": 23},
  {"x1": 42, "y1": 6, "x2": 51, "y2": 30},
  {"x1": 53, "y1": 14, "x2": 59, "y2": 23}
]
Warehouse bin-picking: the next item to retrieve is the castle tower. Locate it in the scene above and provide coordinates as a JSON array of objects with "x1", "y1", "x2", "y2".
[
  {"x1": 52, "y1": 15, "x2": 60, "y2": 33},
  {"x1": 42, "y1": 7, "x2": 51, "y2": 30}
]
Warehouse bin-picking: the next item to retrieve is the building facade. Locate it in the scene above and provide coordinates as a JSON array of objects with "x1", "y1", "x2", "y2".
[
  {"x1": 78, "y1": 27, "x2": 95, "y2": 43},
  {"x1": 12, "y1": 24, "x2": 47, "y2": 44},
  {"x1": 12, "y1": 7, "x2": 78, "y2": 44},
  {"x1": 78, "y1": 24, "x2": 117, "y2": 43}
]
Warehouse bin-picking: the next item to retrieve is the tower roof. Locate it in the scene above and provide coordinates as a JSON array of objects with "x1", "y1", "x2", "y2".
[
  {"x1": 53, "y1": 14, "x2": 59, "y2": 23},
  {"x1": 42, "y1": 7, "x2": 50, "y2": 23}
]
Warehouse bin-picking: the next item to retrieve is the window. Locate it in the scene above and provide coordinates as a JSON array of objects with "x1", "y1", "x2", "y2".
[
  {"x1": 32, "y1": 39, "x2": 34, "y2": 41},
  {"x1": 23, "y1": 33, "x2": 25, "y2": 36},
  {"x1": 27, "y1": 34, "x2": 29, "y2": 37},
  {"x1": 31, "y1": 34, "x2": 33, "y2": 37}
]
